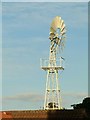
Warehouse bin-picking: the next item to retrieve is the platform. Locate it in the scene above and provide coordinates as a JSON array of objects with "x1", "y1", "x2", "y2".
[
  {"x1": 41, "y1": 66, "x2": 64, "y2": 70},
  {"x1": 40, "y1": 57, "x2": 64, "y2": 71}
]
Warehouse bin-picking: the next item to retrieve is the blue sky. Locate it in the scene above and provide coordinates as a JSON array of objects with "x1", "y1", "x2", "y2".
[
  {"x1": 0, "y1": 1, "x2": 2, "y2": 111},
  {"x1": 1, "y1": 0, "x2": 89, "y2": 2},
  {"x1": 1, "y1": 2, "x2": 88, "y2": 110}
]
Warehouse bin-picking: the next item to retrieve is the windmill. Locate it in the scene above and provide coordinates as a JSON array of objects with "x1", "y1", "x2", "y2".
[{"x1": 41, "y1": 16, "x2": 66, "y2": 110}]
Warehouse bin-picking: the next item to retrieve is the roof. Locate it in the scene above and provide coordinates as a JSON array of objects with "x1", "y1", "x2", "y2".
[
  {"x1": 0, "y1": 112, "x2": 13, "y2": 119},
  {"x1": 0, "y1": 109, "x2": 90, "y2": 119}
]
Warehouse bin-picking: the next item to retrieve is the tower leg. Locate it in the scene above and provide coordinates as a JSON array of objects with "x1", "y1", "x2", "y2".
[{"x1": 44, "y1": 69, "x2": 61, "y2": 110}]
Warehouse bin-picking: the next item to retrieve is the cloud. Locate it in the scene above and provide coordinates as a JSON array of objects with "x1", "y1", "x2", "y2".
[
  {"x1": 2, "y1": 92, "x2": 88, "y2": 109},
  {"x1": 0, "y1": 98, "x2": 2, "y2": 110},
  {"x1": 2, "y1": 2, "x2": 88, "y2": 110},
  {"x1": 61, "y1": 92, "x2": 88, "y2": 108},
  {"x1": 62, "y1": 92, "x2": 88, "y2": 99},
  {"x1": 3, "y1": 36, "x2": 48, "y2": 49},
  {"x1": 3, "y1": 92, "x2": 87, "y2": 103},
  {"x1": 2, "y1": 2, "x2": 87, "y2": 31},
  {"x1": 3, "y1": 93, "x2": 44, "y2": 102},
  {"x1": 2, "y1": 2, "x2": 88, "y2": 56}
]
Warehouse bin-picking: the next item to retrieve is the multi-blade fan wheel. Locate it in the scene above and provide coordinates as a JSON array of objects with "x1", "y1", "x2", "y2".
[{"x1": 49, "y1": 16, "x2": 66, "y2": 51}]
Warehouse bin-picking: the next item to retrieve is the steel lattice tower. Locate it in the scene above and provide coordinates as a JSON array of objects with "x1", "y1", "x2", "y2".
[{"x1": 41, "y1": 16, "x2": 66, "y2": 110}]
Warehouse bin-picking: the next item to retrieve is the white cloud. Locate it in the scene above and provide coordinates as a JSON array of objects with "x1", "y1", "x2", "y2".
[
  {"x1": 3, "y1": 92, "x2": 44, "y2": 102},
  {"x1": 2, "y1": 2, "x2": 88, "y2": 30},
  {"x1": 3, "y1": 92, "x2": 87, "y2": 105},
  {"x1": 2, "y1": 2, "x2": 88, "y2": 110},
  {"x1": 0, "y1": 98, "x2": 2, "y2": 110},
  {"x1": 62, "y1": 92, "x2": 88, "y2": 99},
  {"x1": 2, "y1": 91, "x2": 88, "y2": 110}
]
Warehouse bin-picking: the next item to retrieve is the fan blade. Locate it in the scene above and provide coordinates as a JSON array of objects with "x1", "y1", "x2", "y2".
[
  {"x1": 60, "y1": 20, "x2": 64, "y2": 28},
  {"x1": 50, "y1": 16, "x2": 66, "y2": 51},
  {"x1": 61, "y1": 29, "x2": 66, "y2": 36},
  {"x1": 61, "y1": 24, "x2": 65, "y2": 32},
  {"x1": 51, "y1": 16, "x2": 61, "y2": 31},
  {"x1": 61, "y1": 27, "x2": 66, "y2": 33},
  {"x1": 50, "y1": 27, "x2": 56, "y2": 33}
]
